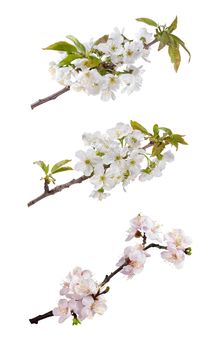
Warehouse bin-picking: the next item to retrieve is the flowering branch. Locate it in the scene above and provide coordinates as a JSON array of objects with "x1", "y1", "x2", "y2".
[
  {"x1": 31, "y1": 16, "x2": 190, "y2": 109},
  {"x1": 29, "y1": 262, "x2": 127, "y2": 324},
  {"x1": 29, "y1": 213, "x2": 192, "y2": 327},
  {"x1": 27, "y1": 120, "x2": 187, "y2": 207}
]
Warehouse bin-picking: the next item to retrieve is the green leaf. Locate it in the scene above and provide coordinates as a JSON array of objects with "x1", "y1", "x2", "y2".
[
  {"x1": 152, "y1": 142, "x2": 165, "y2": 156},
  {"x1": 43, "y1": 41, "x2": 77, "y2": 53},
  {"x1": 51, "y1": 166, "x2": 73, "y2": 174},
  {"x1": 159, "y1": 127, "x2": 172, "y2": 136},
  {"x1": 86, "y1": 55, "x2": 101, "y2": 68},
  {"x1": 130, "y1": 120, "x2": 150, "y2": 135},
  {"x1": 167, "y1": 16, "x2": 178, "y2": 33},
  {"x1": 136, "y1": 17, "x2": 158, "y2": 27},
  {"x1": 72, "y1": 317, "x2": 81, "y2": 326},
  {"x1": 168, "y1": 44, "x2": 181, "y2": 72},
  {"x1": 170, "y1": 34, "x2": 191, "y2": 62},
  {"x1": 33, "y1": 161, "x2": 49, "y2": 175},
  {"x1": 58, "y1": 53, "x2": 82, "y2": 67},
  {"x1": 168, "y1": 138, "x2": 178, "y2": 149},
  {"x1": 153, "y1": 124, "x2": 159, "y2": 137},
  {"x1": 167, "y1": 134, "x2": 188, "y2": 150},
  {"x1": 94, "y1": 34, "x2": 109, "y2": 45},
  {"x1": 51, "y1": 159, "x2": 72, "y2": 174},
  {"x1": 158, "y1": 31, "x2": 170, "y2": 51},
  {"x1": 66, "y1": 35, "x2": 86, "y2": 55},
  {"x1": 172, "y1": 134, "x2": 188, "y2": 145}
]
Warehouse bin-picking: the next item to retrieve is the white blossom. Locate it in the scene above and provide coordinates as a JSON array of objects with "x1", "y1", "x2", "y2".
[
  {"x1": 125, "y1": 130, "x2": 144, "y2": 148},
  {"x1": 161, "y1": 247, "x2": 185, "y2": 268},
  {"x1": 120, "y1": 67, "x2": 144, "y2": 94},
  {"x1": 139, "y1": 151, "x2": 175, "y2": 182},
  {"x1": 123, "y1": 41, "x2": 143, "y2": 64},
  {"x1": 164, "y1": 229, "x2": 191, "y2": 250},
  {"x1": 126, "y1": 214, "x2": 161, "y2": 242},
  {"x1": 117, "y1": 245, "x2": 147, "y2": 278},
  {"x1": 75, "y1": 149, "x2": 102, "y2": 176},
  {"x1": 53, "y1": 299, "x2": 71, "y2": 323},
  {"x1": 103, "y1": 146, "x2": 128, "y2": 166},
  {"x1": 90, "y1": 189, "x2": 111, "y2": 200},
  {"x1": 136, "y1": 28, "x2": 153, "y2": 43},
  {"x1": 90, "y1": 166, "x2": 116, "y2": 191},
  {"x1": 107, "y1": 122, "x2": 132, "y2": 140},
  {"x1": 80, "y1": 295, "x2": 107, "y2": 320}
]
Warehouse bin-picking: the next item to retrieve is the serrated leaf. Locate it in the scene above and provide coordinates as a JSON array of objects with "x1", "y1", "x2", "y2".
[
  {"x1": 33, "y1": 161, "x2": 49, "y2": 175},
  {"x1": 130, "y1": 120, "x2": 149, "y2": 135},
  {"x1": 168, "y1": 16, "x2": 178, "y2": 33},
  {"x1": 58, "y1": 53, "x2": 82, "y2": 67},
  {"x1": 152, "y1": 142, "x2": 165, "y2": 156},
  {"x1": 170, "y1": 34, "x2": 191, "y2": 62},
  {"x1": 158, "y1": 31, "x2": 170, "y2": 51},
  {"x1": 51, "y1": 159, "x2": 72, "y2": 174},
  {"x1": 43, "y1": 41, "x2": 77, "y2": 53},
  {"x1": 94, "y1": 34, "x2": 109, "y2": 45},
  {"x1": 168, "y1": 44, "x2": 181, "y2": 72},
  {"x1": 51, "y1": 166, "x2": 73, "y2": 174},
  {"x1": 66, "y1": 35, "x2": 86, "y2": 55},
  {"x1": 172, "y1": 134, "x2": 188, "y2": 145},
  {"x1": 136, "y1": 17, "x2": 158, "y2": 27},
  {"x1": 170, "y1": 140, "x2": 178, "y2": 149}
]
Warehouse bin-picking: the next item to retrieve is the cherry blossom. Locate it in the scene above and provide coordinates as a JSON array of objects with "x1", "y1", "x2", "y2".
[
  {"x1": 117, "y1": 245, "x2": 147, "y2": 278},
  {"x1": 126, "y1": 214, "x2": 161, "y2": 242}
]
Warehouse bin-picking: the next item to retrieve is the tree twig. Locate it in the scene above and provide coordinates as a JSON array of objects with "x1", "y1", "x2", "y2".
[
  {"x1": 144, "y1": 38, "x2": 158, "y2": 49},
  {"x1": 31, "y1": 86, "x2": 70, "y2": 110},
  {"x1": 29, "y1": 311, "x2": 54, "y2": 324},
  {"x1": 100, "y1": 262, "x2": 128, "y2": 287},
  {"x1": 144, "y1": 243, "x2": 167, "y2": 251},
  {"x1": 27, "y1": 175, "x2": 89, "y2": 207}
]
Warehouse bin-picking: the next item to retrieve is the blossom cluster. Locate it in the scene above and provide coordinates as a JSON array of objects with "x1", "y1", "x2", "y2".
[
  {"x1": 52, "y1": 213, "x2": 191, "y2": 325},
  {"x1": 75, "y1": 122, "x2": 175, "y2": 200},
  {"x1": 122, "y1": 214, "x2": 192, "y2": 273},
  {"x1": 48, "y1": 27, "x2": 153, "y2": 100},
  {"x1": 53, "y1": 267, "x2": 107, "y2": 323}
]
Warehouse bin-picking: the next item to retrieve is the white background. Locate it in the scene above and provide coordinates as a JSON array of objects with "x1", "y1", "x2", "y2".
[{"x1": 1, "y1": 0, "x2": 209, "y2": 349}]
